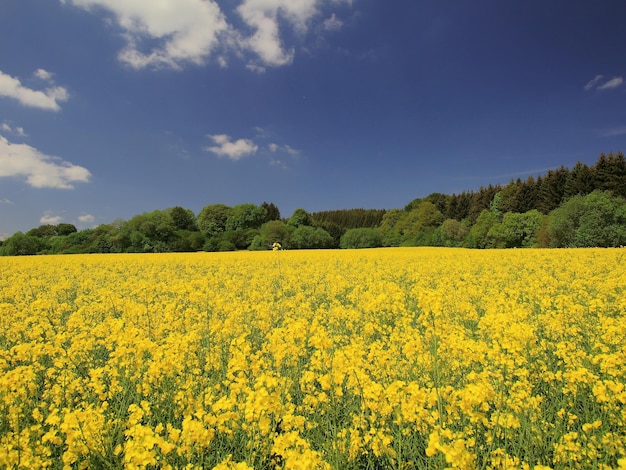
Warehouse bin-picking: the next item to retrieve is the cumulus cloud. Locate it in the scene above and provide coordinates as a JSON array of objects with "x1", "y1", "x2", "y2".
[
  {"x1": 0, "y1": 70, "x2": 69, "y2": 111},
  {"x1": 236, "y1": 0, "x2": 312, "y2": 67},
  {"x1": 0, "y1": 136, "x2": 91, "y2": 189},
  {"x1": 62, "y1": 0, "x2": 355, "y2": 69},
  {"x1": 61, "y1": 0, "x2": 231, "y2": 69},
  {"x1": 34, "y1": 69, "x2": 54, "y2": 81},
  {"x1": 585, "y1": 74, "x2": 624, "y2": 91},
  {"x1": 236, "y1": 0, "x2": 351, "y2": 67},
  {"x1": 206, "y1": 134, "x2": 258, "y2": 160},
  {"x1": 78, "y1": 214, "x2": 95, "y2": 223},
  {"x1": 40, "y1": 212, "x2": 64, "y2": 225}
]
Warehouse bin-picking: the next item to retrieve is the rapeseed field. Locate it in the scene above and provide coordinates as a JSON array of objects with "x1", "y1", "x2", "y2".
[{"x1": 0, "y1": 248, "x2": 625, "y2": 469}]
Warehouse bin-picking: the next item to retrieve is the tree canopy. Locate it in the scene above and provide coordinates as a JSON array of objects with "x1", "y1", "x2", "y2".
[{"x1": 3, "y1": 152, "x2": 626, "y2": 255}]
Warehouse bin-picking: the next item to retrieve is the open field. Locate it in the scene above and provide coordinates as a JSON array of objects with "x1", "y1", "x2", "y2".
[{"x1": 1, "y1": 248, "x2": 625, "y2": 469}]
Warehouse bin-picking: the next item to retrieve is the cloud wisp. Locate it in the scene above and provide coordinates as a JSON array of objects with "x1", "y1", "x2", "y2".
[
  {"x1": 1, "y1": 123, "x2": 26, "y2": 137},
  {"x1": 0, "y1": 70, "x2": 69, "y2": 111},
  {"x1": 269, "y1": 142, "x2": 300, "y2": 156},
  {"x1": 61, "y1": 0, "x2": 355, "y2": 70},
  {"x1": 0, "y1": 136, "x2": 91, "y2": 189},
  {"x1": 585, "y1": 74, "x2": 624, "y2": 91},
  {"x1": 599, "y1": 126, "x2": 626, "y2": 138}
]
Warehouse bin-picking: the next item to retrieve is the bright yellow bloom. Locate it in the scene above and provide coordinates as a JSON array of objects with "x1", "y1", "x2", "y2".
[{"x1": 0, "y1": 248, "x2": 624, "y2": 468}]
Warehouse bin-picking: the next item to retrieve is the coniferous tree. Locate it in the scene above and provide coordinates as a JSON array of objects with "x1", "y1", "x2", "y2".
[
  {"x1": 498, "y1": 179, "x2": 522, "y2": 213},
  {"x1": 564, "y1": 161, "x2": 596, "y2": 199},
  {"x1": 468, "y1": 185, "x2": 500, "y2": 223},
  {"x1": 538, "y1": 166, "x2": 570, "y2": 213},
  {"x1": 261, "y1": 202, "x2": 281, "y2": 222},
  {"x1": 516, "y1": 176, "x2": 540, "y2": 213},
  {"x1": 595, "y1": 152, "x2": 626, "y2": 197}
]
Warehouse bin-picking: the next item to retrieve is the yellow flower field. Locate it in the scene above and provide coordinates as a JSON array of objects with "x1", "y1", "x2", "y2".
[{"x1": 1, "y1": 248, "x2": 625, "y2": 469}]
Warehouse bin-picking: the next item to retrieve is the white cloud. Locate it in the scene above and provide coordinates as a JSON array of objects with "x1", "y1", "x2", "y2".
[
  {"x1": 0, "y1": 198, "x2": 13, "y2": 205},
  {"x1": 34, "y1": 69, "x2": 54, "y2": 81},
  {"x1": 236, "y1": 0, "x2": 355, "y2": 67},
  {"x1": 584, "y1": 74, "x2": 604, "y2": 91},
  {"x1": 246, "y1": 63, "x2": 267, "y2": 73},
  {"x1": 63, "y1": 0, "x2": 356, "y2": 69},
  {"x1": 268, "y1": 142, "x2": 300, "y2": 155},
  {"x1": 0, "y1": 136, "x2": 91, "y2": 189},
  {"x1": 206, "y1": 134, "x2": 258, "y2": 160},
  {"x1": 284, "y1": 144, "x2": 300, "y2": 156},
  {"x1": 598, "y1": 76, "x2": 624, "y2": 90},
  {"x1": 62, "y1": 0, "x2": 231, "y2": 69},
  {"x1": 78, "y1": 214, "x2": 95, "y2": 223},
  {"x1": 0, "y1": 70, "x2": 69, "y2": 111},
  {"x1": 323, "y1": 13, "x2": 343, "y2": 31},
  {"x1": 40, "y1": 212, "x2": 64, "y2": 225},
  {"x1": 585, "y1": 74, "x2": 624, "y2": 91},
  {"x1": 1, "y1": 123, "x2": 27, "y2": 137}
]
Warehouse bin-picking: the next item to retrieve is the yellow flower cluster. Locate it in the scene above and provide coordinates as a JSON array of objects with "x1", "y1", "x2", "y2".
[{"x1": 0, "y1": 247, "x2": 625, "y2": 469}]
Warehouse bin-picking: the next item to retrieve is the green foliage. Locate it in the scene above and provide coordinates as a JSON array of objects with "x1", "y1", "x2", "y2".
[
  {"x1": 223, "y1": 229, "x2": 260, "y2": 250},
  {"x1": 548, "y1": 190, "x2": 626, "y2": 247},
  {"x1": 287, "y1": 208, "x2": 312, "y2": 228},
  {"x1": 261, "y1": 201, "x2": 281, "y2": 222},
  {"x1": 1, "y1": 232, "x2": 49, "y2": 255},
  {"x1": 438, "y1": 219, "x2": 470, "y2": 247},
  {"x1": 595, "y1": 152, "x2": 626, "y2": 197},
  {"x1": 225, "y1": 204, "x2": 267, "y2": 231},
  {"x1": 465, "y1": 210, "x2": 499, "y2": 248},
  {"x1": 538, "y1": 166, "x2": 569, "y2": 213},
  {"x1": 197, "y1": 204, "x2": 233, "y2": 236},
  {"x1": 311, "y1": 208, "x2": 386, "y2": 229},
  {"x1": 121, "y1": 210, "x2": 177, "y2": 252},
  {"x1": 170, "y1": 230, "x2": 204, "y2": 252},
  {"x1": 564, "y1": 161, "x2": 595, "y2": 198},
  {"x1": 247, "y1": 221, "x2": 293, "y2": 251},
  {"x1": 5, "y1": 152, "x2": 626, "y2": 256},
  {"x1": 396, "y1": 202, "x2": 444, "y2": 243},
  {"x1": 422, "y1": 193, "x2": 451, "y2": 214},
  {"x1": 260, "y1": 220, "x2": 292, "y2": 245},
  {"x1": 248, "y1": 235, "x2": 268, "y2": 251},
  {"x1": 313, "y1": 220, "x2": 343, "y2": 248},
  {"x1": 56, "y1": 223, "x2": 78, "y2": 236},
  {"x1": 340, "y1": 228, "x2": 383, "y2": 249},
  {"x1": 168, "y1": 206, "x2": 197, "y2": 231},
  {"x1": 486, "y1": 210, "x2": 544, "y2": 248},
  {"x1": 289, "y1": 226, "x2": 334, "y2": 249},
  {"x1": 27, "y1": 225, "x2": 58, "y2": 238}
]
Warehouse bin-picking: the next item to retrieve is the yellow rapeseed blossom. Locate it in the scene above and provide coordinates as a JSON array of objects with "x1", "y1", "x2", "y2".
[{"x1": 0, "y1": 248, "x2": 625, "y2": 468}]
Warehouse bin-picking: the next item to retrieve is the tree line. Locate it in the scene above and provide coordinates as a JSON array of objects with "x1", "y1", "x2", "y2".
[{"x1": 2, "y1": 152, "x2": 625, "y2": 255}]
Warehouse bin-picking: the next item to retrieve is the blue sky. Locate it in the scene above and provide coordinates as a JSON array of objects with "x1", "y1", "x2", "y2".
[{"x1": 1, "y1": 0, "x2": 626, "y2": 237}]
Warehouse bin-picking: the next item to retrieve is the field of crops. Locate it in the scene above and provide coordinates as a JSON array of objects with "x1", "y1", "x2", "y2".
[{"x1": 1, "y1": 248, "x2": 625, "y2": 469}]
